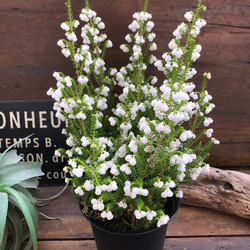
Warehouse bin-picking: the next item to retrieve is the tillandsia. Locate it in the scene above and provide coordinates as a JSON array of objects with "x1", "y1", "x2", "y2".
[
  {"x1": 0, "y1": 137, "x2": 67, "y2": 250},
  {"x1": 0, "y1": 137, "x2": 44, "y2": 250},
  {"x1": 48, "y1": 0, "x2": 219, "y2": 231}
]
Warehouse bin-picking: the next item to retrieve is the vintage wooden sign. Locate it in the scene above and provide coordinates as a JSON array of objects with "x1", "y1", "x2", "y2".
[{"x1": 0, "y1": 99, "x2": 68, "y2": 186}]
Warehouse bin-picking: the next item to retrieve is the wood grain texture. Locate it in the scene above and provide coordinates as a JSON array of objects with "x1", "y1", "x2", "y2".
[
  {"x1": 37, "y1": 237, "x2": 250, "y2": 250},
  {"x1": 34, "y1": 186, "x2": 250, "y2": 249},
  {"x1": 0, "y1": 1, "x2": 249, "y2": 168},
  {"x1": 35, "y1": 186, "x2": 250, "y2": 250},
  {"x1": 37, "y1": 186, "x2": 250, "y2": 240}
]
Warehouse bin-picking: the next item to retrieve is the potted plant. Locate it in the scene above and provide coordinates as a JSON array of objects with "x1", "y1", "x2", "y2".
[
  {"x1": 0, "y1": 138, "x2": 67, "y2": 250},
  {"x1": 0, "y1": 138, "x2": 44, "y2": 250},
  {"x1": 47, "y1": 0, "x2": 219, "y2": 249}
]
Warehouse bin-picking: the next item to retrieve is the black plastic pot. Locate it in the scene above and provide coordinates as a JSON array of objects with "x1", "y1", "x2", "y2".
[{"x1": 80, "y1": 196, "x2": 180, "y2": 250}]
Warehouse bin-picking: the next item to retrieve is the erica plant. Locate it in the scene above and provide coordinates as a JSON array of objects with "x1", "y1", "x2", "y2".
[{"x1": 47, "y1": 0, "x2": 219, "y2": 231}]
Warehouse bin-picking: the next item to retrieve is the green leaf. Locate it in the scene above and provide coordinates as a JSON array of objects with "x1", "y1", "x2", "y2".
[
  {"x1": 19, "y1": 193, "x2": 39, "y2": 250},
  {"x1": 0, "y1": 134, "x2": 33, "y2": 162},
  {"x1": 6, "y1": 205, "x2": 24, "y2": 250},
  {"x1": 0, "y1": 162, "x2": 44, "y2": 187},
  {"x1": 19, "y1": 177, "x2": 40, "y2": 189},
  {"x1": 13, "y1": 184, "x2": 36, "y2": 204},
  {"x1": 35, "y1": 183, "x2": 68, "y2": 205},
  {"x1": 0, "y1": 224, "x2": 8, "y2": 250},
  {"x1": 29, "y1": 188, "x2": 41, "y2": 200},
  {"x1": 0, "y1": 150, "x2": 22, "y2": 168},
  {"x1": 3, "y1": 186, "x2": 39, "y2": 250},
  {"x1": 23, "y1": 238, "x2": 33, "y2": 250},
  {"x1": 0, "y1": 192, "x2": 8, "y2": 246}
]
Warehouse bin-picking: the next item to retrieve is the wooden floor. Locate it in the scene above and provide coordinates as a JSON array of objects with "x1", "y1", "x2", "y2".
[{"x1": 37, "y1": 186, "x2": 250, "y2": 250}]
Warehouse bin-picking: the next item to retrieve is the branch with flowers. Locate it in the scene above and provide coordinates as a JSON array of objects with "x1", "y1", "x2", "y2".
[{"x1": 47, "y1": 0, "x2": 219, "y2": 231}]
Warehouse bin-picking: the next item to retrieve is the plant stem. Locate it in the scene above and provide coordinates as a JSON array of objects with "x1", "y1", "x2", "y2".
[
  {"x1": 143, "y1": 0, "x2": 149, "y2": 12},
  {"x1": 85, "y1": 0, "x2": 89, "y2": 9}
]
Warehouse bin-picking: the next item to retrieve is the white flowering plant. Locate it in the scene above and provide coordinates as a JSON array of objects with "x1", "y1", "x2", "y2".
[{"x1": 48, "y1": 0, "x2": 219, "y2": 231}]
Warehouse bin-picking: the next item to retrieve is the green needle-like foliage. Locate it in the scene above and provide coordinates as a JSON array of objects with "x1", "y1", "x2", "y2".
[{"x1": 48, "y1": 0, "x2": 219, "y2": 231}]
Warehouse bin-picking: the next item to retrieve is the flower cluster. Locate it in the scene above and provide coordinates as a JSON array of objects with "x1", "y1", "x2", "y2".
[{"x1": 48, "y1": 0, "x2": 219, "y2": 231}]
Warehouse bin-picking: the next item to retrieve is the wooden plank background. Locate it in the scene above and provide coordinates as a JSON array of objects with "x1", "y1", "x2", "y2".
[
  {"x1": 36, "y1": 186, "x2": 250, "y2": 249},
  {"x1": 0, "y1": 0, "x2": 249, "y2": 170}
]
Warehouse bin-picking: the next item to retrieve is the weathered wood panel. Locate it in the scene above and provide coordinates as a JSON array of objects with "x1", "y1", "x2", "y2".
[
  {"x1": 0, "y1": 0, "x2": 249, "y2": 168},
  {"x1": 37, "y1": 237, "x2": 250, "y2": 250},
  {"x1": 35, "y1": 187, "x2": 250, "y2": 249},
  {"x1": 37, "y1": 186, "x2": 250, "y2": 239}
]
